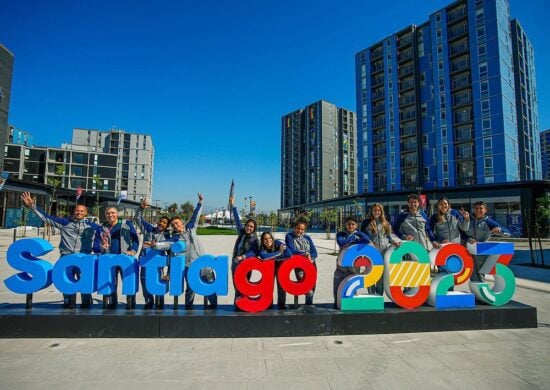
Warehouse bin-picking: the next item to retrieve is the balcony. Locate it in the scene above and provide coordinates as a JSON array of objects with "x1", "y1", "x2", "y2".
[
  {"x1": 398, "y1": 35, "x2": 413, "y2": 48},
  {"x1": 448, "y1": 22, "x2": 468, "y2": 41},
  {"x1": 370, "y1": 47, "x2": 383, "y2": 60},
  {"x1": 447, "y1": 6, "x2": 467, "y2": 25},
  {"x1": 449, "y1": 39, "x2": 469, "y2": 57},
  {"x1": 399, "y1": 94, "x2": 415, "y2": 107},
  {"x1": 399, "y1": 80, "x2": 415, "y2": 92},
  {"x1": 372, "y1": 90, "x2": 385, "y2": 101},
  {"x1": 450, "y1": 56, "x2": 470, "y2": 73},
  {"x1": 372, "y1": 104, "x2": 386, "y2": 115},
  {"x1": 398, "y1": 64, "x2": 414, "y2": 77},
  {"x1": 371, "y1": 61, "x2": 384, "y2": 73}
]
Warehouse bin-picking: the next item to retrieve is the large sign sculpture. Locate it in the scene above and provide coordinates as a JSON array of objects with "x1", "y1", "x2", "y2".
[{"x1": 3, "y1": 238, "x2": 515, "y2": 313}]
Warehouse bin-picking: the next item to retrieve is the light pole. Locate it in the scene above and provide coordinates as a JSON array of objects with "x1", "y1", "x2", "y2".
[
  {"x1": 249, "y1": 196, "x2": 254, "y2": 217},
  {"x1": 244, "y1": 197, "x2": 248, "y2": 216}
]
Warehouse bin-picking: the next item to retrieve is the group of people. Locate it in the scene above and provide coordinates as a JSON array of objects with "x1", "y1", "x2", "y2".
[{"x1": 20, "y1": 191, "x2": 505, "y2": 310}]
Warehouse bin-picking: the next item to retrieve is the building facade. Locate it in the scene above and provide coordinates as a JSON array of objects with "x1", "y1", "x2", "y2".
[
  {"x1": 70, "y1": 128, "x2": 154, "y2": 202},
  {"x1": 3, "y1": 128, "x2": 154, "y2": 205},
  {"x1": 0, "y1": 44, "x2": 14, "y2": 171},
  {"x1": 281, "y1": 100, "x2": 356, "y2": 208},
  {"x1": 541, "y1": 129, "x2": 550, "y2": 180},
  {"x1": 355, "y1": 0, "x2": 540, "y2": 194},
  {"x1": 511, "y1": 19, "x2": 541, "y2": 181}
]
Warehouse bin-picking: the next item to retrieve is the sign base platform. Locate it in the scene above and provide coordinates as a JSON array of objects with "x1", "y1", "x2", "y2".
[{"x1": 0, "y1": 301, "x2": 537, "y2": 338}]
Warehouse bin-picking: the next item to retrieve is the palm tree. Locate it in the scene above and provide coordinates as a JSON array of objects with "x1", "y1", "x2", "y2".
[
  {"x1": 167, "y1": 202, "x2": 178, "y2": 216},
  {"x1": 180, "y1": 201, "x2": 194, "y2": 220}
]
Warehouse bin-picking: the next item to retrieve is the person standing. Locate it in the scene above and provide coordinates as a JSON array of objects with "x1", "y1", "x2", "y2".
[
  {"x1": 21, "y1": 192, "x2": 102, "y2": 309},
  {"x1": 154, "y1": 193, "x2": 215, "y2": 309},
  {"x1": 258, "y1": 231, "x2": 291, "y2": 309},
  {"x1": 393, "y1": 193, "x2": 435, "y2": 251},
  {"x1": 361, "y1": 203, "x2": 397, "y2": 295},
  {"x1": 429, "y1": 197, "x2": 470, "y2": 248},
  {"x1": 334, "y1": 216, "x2": 372, "y2": 306},
  {"x1": 135, "y1": 200, "x2": 171, "y2": 309},
  {"x1": 465, "y1": 201, "x2": 504, "y2": 282},
  {"x1": 100, "y1": 206, "x2": 140, "y2": 309},
  {"x1": 285, "y1": 219, "x2": 317, "y2": 305},
  {"x1": 229, "y1": 195, "x2": 259, "y2": 304}
]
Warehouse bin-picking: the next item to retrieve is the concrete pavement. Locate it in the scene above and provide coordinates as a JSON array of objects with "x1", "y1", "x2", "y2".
[{"x1": 0, "y1": 228, "x2": 549, "y2": 389}]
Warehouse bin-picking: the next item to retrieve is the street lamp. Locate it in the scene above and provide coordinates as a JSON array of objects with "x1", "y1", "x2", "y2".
[
  {"x1": 249, "y1": 196, "x2": 254, "y2": 217},
  {"x1": 244, "y1": 197, "x2": 248, "y2": 216}
]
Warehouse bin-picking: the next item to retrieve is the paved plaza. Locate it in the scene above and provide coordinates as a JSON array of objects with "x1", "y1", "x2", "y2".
[{"x1": 0, "y1": 228, "x2": 549, "y2": 389}]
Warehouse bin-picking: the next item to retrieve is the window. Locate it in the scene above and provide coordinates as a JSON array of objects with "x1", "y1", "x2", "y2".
[
  {"x1": 481, "y1": 99, "x2": 490, "y2": 115},
  {"x1": 479, "y1": 62, "x2": 488, "y2": 79},
  {"x1": 480, "y1": 81, "x2": 489, "y2": 98}
]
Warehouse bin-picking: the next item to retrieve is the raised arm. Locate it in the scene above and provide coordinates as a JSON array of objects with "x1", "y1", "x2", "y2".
[
  {"x1": 21, "y1": 192, "x2": 68, "y2": 229},
  {"x1": 185, "y1": 193, "x2": 203, "y2": 230}
]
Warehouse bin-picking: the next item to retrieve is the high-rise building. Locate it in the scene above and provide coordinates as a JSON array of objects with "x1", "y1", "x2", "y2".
[
  {"x1": 511, "y1": 19, "x2": 541, "y2": 181},
  {"x1": 541, "y1": 129, "x2": 550, "y2": 180},
  {"x1": 0, "y1": 44, "x2": 15, "y2": 171},
  {"x1": 355, "y1": 0, "x2": 541, "y2": 194},
  {"x1": 70, "y1": 128, "x2": 154, "y2": 202},
  {"x1": 281, "y1": 100, "x2": 356, "y2": 208}
]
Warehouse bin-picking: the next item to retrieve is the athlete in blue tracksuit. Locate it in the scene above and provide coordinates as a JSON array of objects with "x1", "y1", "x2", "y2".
[
  {"x1": 21, "y1": 192, "x2": 102, "y2": 309},
  {"x1": 258, "y1": 231, "x2": 291, "y2": 309},
  {"x1": 334, "y1": 216, "x2": 372, "y2": 307},
  {"x1": 135, "y1": 203, "x2": 171, "y2": 309},
  {"x1": 285, "y1": 219, "x2": 318, "y2": 305},
  {"x1": 464, "y1": 201, "x2": 504, "y2": 282},
  {"x1": 100, "y1": 206, "x2": 140, "y2": 309}
]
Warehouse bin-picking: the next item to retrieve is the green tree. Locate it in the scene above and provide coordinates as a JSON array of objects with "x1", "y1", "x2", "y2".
[
  {"x1": 167, "y1": 202, "x2": 178, "y2": 216},
  {"x1": 536, "y1": 194, "x2": 550, "y2": 238},
  {"x1": 319, "y1": 208, "x2": 338, "y2": 239},
  {"x1": 92, "y1": 174, "x2": 102, "y2": 217},
  {"x1": 47, "y1": 164, "x2": 65, "y2": 215},
  {"x1": 268, "y1": 211, "x2": 279, "y2": 231},
  {"x1": 180, "y1": 201, "x2": 194, "y2": 220}
]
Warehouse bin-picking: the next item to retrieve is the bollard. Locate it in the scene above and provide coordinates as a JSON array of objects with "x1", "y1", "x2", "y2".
[
  {"x1": 293, "y1": 295, "x2": 298, "y2": 309},
  {"x1": 203, "y1": 296, "x2": 208, "y2": 310},
  {"x1": 13, "y1": 228, "x2": 16, "y2": 243},
  {"x1": 173, "y1": 296, "x2": 178, "y2": 311},
  {"x1": 102, "y1": 296, "x2": 108, "y2": 309}
]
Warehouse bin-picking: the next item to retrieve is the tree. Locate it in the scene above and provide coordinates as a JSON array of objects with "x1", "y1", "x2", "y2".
[
  {"x1": 47, "y1": 164, "x2": 65, "y2": 215},
  {"x1": 536, "y1": 194, "x2": 550, "y2": 238},
  {"x1": 268, "y1": 211, "x2": 279, "y2": 231},
  {"x1": 319, "y1": 208, "x2": 338, "y2": 239},
  {"x1": 167, "y1": 202, "x2": 178, "y2": 216},
  {"x1": 92, "y1": 174, "x2": 102, "y2": 217},
  {"x1": 180, "y1": 201, "x2": 194, "y2": 220}
]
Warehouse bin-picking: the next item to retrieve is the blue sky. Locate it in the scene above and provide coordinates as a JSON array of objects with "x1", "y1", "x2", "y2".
[{"x1": 2, "y1": 0, "x2": 549, "y2": 213}]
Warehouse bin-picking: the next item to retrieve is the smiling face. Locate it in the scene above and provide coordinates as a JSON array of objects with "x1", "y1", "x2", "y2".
[
  {"x1": 262, "y1": 234, "x2": 274, "y2": 250},
  {"x1": 244, "y1": 220, "x2": 256, "y2": 235},
  {"x1": 372, "y1": 205, "x2": 382, "y2": 219},
  {"x1": 438, "y1": 199, "x2": 450, "y2": 214},
  {"x1": 294, "y1": 222, "x2": 306, "y2": 236},
  {"x1": 170, "y1": 218, "x2": 184, "y2": 233},
  {"x1": 408, "y1": 198, "x2": 420, "y2": 213},
  {"x1": 73, "y1": 205, "x2": 88, "y2": 221},
  {"x1": 157, "y1": 217, "x2": 169, "y2": 231},
  {"x1": 473, "y1": 203, "x2": 487, "y2": 219},
  {"x1": 105, "y1": 207, "x2": 118, "y2": 226},
  {"x1": 345, "y1": 220, "x2": 357, "y2": 233}
]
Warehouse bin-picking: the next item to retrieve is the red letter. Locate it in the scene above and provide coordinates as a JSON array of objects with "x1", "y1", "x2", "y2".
[
  {"x1": 277, "y1": 255, "x2": 317, "y2": 296},
  {"x1": 234, "y1": 258, "x2": 275, "y2": 313}
]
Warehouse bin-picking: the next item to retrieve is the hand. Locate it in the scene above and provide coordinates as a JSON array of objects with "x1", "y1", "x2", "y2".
[
  {"x1": 21, "y1": 192, "x2": 35, "y2": 207},
  {"x1": 198, "y1": 193, "x2": 204, "y2": 203},
  {"x1": 229, "y1": 195, "x2": 234, "y2": 207},
  {"x1": 125, "y1": 250, "x2": 136, "y2": 256},
  {"x1": 393, "y1": 241, "x2": 402, "y2": 247},
  {"x1": 491, "y1": 227, "x2": 501, "y2": 234},
  {"x1": 459, "y1": 208, "x2": 470, "y2": 220},
  {"x1": 406, "y1": 235, "x2": 414, "y2": 241},
  {"x1": 432, "y1": 242, "x2": 441, "y2": 249}
]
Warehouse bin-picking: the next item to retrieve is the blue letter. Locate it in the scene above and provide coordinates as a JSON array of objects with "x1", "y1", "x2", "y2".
[
  {"x1": 97, "y1": 254, "x2": 139, "y2": 295},
  {"x1": 4, "y1": 238, "x2": 54, "y2": 294},
  {"x1": 52, "y1": 253, "x2": 98, "y2": 294},
  {"x1": 188, "y1": 255, "x2": 229, "y2": 296}
]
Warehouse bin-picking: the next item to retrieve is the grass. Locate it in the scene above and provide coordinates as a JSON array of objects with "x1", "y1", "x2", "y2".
[{"x1": 197, "y1": 226, "x2": 237, "y2": 235}]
